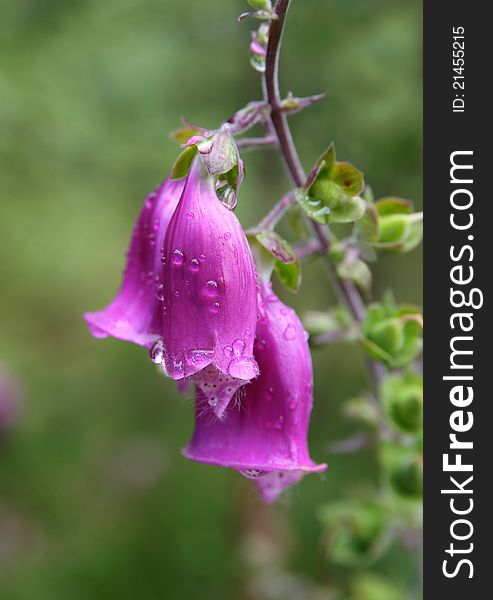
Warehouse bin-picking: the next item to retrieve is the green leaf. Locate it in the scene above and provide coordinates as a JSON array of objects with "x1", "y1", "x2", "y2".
[
  {"x1": 357, "y1": 203, "x2": 380, "y2": 243},
  {"x1": 170, "y1": 145, "x2": 197, "y2": 179},
  {"x1": 375, "y1": 196, "x2": 413, "y2": 216},
  {"x1": 254, "y1": 230, "x2": 296, "y2": 264},
  {"x1": 252, "y1": 230, "x2": 301, "y2": 292},
  {"x1": 330, "y1": 161, "x2": 365, "y2": 196},
  {"x1": 275, "y1": 257, "x2": 301, "y2": 292},
  {"x1": 169, "y1": 125, "x2": 203, "y2": 145},
  {"x1": 337, "y1": 258, "x2": 372, "y2": 293}
]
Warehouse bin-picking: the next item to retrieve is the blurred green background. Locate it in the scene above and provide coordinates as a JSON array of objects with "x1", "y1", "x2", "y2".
[{"x1": 0, "y1": 0, "x2": 422, "y2": 598}]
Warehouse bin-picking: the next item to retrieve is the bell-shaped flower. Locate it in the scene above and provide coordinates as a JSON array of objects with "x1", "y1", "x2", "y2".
[
  {"x1": 183, "y1": 280, "x2": 326, "y2": 502},
  {"x1": 159, "y1": 153, "x2": 259, "y2": 418},
  {"x1": 84, "y1": 176, "x2": 185, "y2": 349}
]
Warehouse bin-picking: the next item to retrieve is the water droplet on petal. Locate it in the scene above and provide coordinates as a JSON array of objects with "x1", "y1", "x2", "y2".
[
  {"x1": 150, "y1": 339, "x2": 164, "y2": 364},
  {"x1": 187, "y1": 349, "x2": 213, "y2": 369},
  {"x1": 189, "y1": 259, "x2": 200, "y2": 273},
  {"x1": 228, "y1": 356, "x2": 258, "y2": 379},
  {"x1": 199, "y1": 254, "x2": 206, "y2": 263},
  {"x1": 209, "y1": 302, "x2": 220, "y2": 314},
  {"x1": 186, "y1": 211, "x2": 194, "y2": 220},
  {"x1": 204, "y1": 280, "x2": 219, "y2": 298},
  {"x1": 155, "y1": 284, "x2": 165, "y2": 301},
  {"x1": 223, "y1": 232, "x2": 231, "y2": 240},
  {"x1": 283, "y1": 324, "x2": 296, "y2": 340},
  {"x1": 266, "y1": 294, "x2": 278, "y2": 303},
  {"x1": 172, "y1": 249, "x2": 184, "y2": 267},
  {"x1": 232, "y1": 339, "x2": 245, "y2": 356},
  {"x1": 223, "y1": 346, "x2": 234, "y2": 358}
]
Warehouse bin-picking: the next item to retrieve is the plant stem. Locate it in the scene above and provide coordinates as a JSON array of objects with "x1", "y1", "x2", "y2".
[
  {"x1": 256, "y1": 192, "x2": 295, "y2": 230},
  {"x1": 265, "y1": 0, "x2": 364, "y2": 320},
  {"x1": 236, "y1": 135, "x2": 277, "y2": 149},
  {"x1": 264, "y1": 0, "x2": 383, "y2": 387}
]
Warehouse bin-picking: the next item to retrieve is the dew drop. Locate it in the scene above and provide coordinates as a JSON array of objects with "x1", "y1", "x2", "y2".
[
  {"x1": 223, "y1": 232, "x2": 231, "y2": 241},
  {"x1": 209, "y1": 302, "x2": 220, "y2": 314},
  {"x1": 149, "y1": 339, "x2": 164, "y2": 364},
  {"x1": 189, "y1": 259, "x2": 200, "y2": 273},
  {"x1": 223, "y1": 346, "x2": 234, "y2": 358},
  {"x1": 283, "y1": 324, "x2": 296, "y2": 340},
  {"x1": 155, "y1": 284, "x2": 165, "y2": 301},
  {"x1": 187, "y1": 211, "x2": 194, "y2": 220},
  {"x1": 228, "y1": 356, "x2": 257, "y2": 379},
  {"x1": 187, "y1": 349, "x2": 213, "y2": 369},
  {"x1": 232, "y1": 339, "x2": 245, "y2": 356},
  {"x1": 199, "y1": 254, "x2": 206, "y2": 263},
  {"x1": 266, "y1": 294, "x2": 278, "y2": 303},
  {"x1": 172, "y1": 249, "x2": 184, "y2": 267},
  {"x1": 204, "y1": 280, "x2": 219, "y2": 298}
]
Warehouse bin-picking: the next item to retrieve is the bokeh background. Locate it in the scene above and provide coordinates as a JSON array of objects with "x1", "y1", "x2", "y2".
[{"x1": 0, "y1": 0, "x2": 422, "y2": 598}]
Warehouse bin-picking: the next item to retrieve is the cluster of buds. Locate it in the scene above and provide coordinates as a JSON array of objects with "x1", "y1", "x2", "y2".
[{"x1": 85, "y1": 134, "x2": 325, "y2": 502}]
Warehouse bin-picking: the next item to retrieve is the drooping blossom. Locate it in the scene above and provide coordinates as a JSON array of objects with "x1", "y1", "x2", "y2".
[
  {"x1": 183, "y1": 280, "x2": 326, "y2": 502},
  {"x1": 159, "y1": 156, "x2": 259, "y2": 418},
  {"x1": 84, "y1": 176, "x2": 185, "y2": 349}
]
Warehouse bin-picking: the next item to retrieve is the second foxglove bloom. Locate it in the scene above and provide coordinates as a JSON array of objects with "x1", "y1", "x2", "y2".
[{"x1": 184, "y1": 279, "x2": 327, "y2": 502}]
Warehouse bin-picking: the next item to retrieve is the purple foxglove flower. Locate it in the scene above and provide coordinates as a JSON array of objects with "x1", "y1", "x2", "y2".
[
  {"x1": 159, "y1": 158, "x2": 258, "y2": 413},
  {"x1": 84, "y1": 176, "x2": 185, "y2": 349},
  {"x1": 183, "y1": 280, "x2": 326, "y2": 502},
  {"x1": 159, "y1": 157, "x2": 259, "y2": 418}
]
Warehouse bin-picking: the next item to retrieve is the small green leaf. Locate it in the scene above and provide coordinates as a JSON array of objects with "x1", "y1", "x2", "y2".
[
  {"x1": 254, "y1": 230, "x2": 296, "y2": 264},
  {"x1": 375, "y1": 197, "x2": 413, "y2": 216},
  {"x1": 169, "y1": 125, "x2": 203, "y2": 145},
  {"x1": 170, "y1": 145, "x2": 197, "y2": 180},
  {"x1": 330, "y1": 161, "x2": 365, "y2": 196},
  {"x1": 357, "y1": 203, "x2": 380, "y2": 243},
  {"x1": 275, "y1": 257, "x2": 301, "y2": 292},
  {"x1": 337, "y1": 258, "x2": 372, "y2": 293}
]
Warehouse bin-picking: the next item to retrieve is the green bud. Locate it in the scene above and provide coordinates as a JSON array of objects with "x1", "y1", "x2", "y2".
[
  {"x1": 382, "y1": 372, "x2": 423, "y2": 433},
  {"x1": 319, "y1": 500, "x2": 390, "y2": 566},
  {"x1": 390, "y1": 455, "x2": 423, "y2": 499},
  {"x1": 298, "y1": 143, "x2": 366, "y2": 224},
  {"x1": 361, "y1": 302, "x2": 422, "y2": 368},
  {"x1": 247, "y1": 0, "x2": 272, "y2": 10},
  {"x1": 380, "y1": 443, "x2": 423, "y2": 499},
  {"x1": 372, "y1": 197, "x2": 423, "y2": 253}
]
